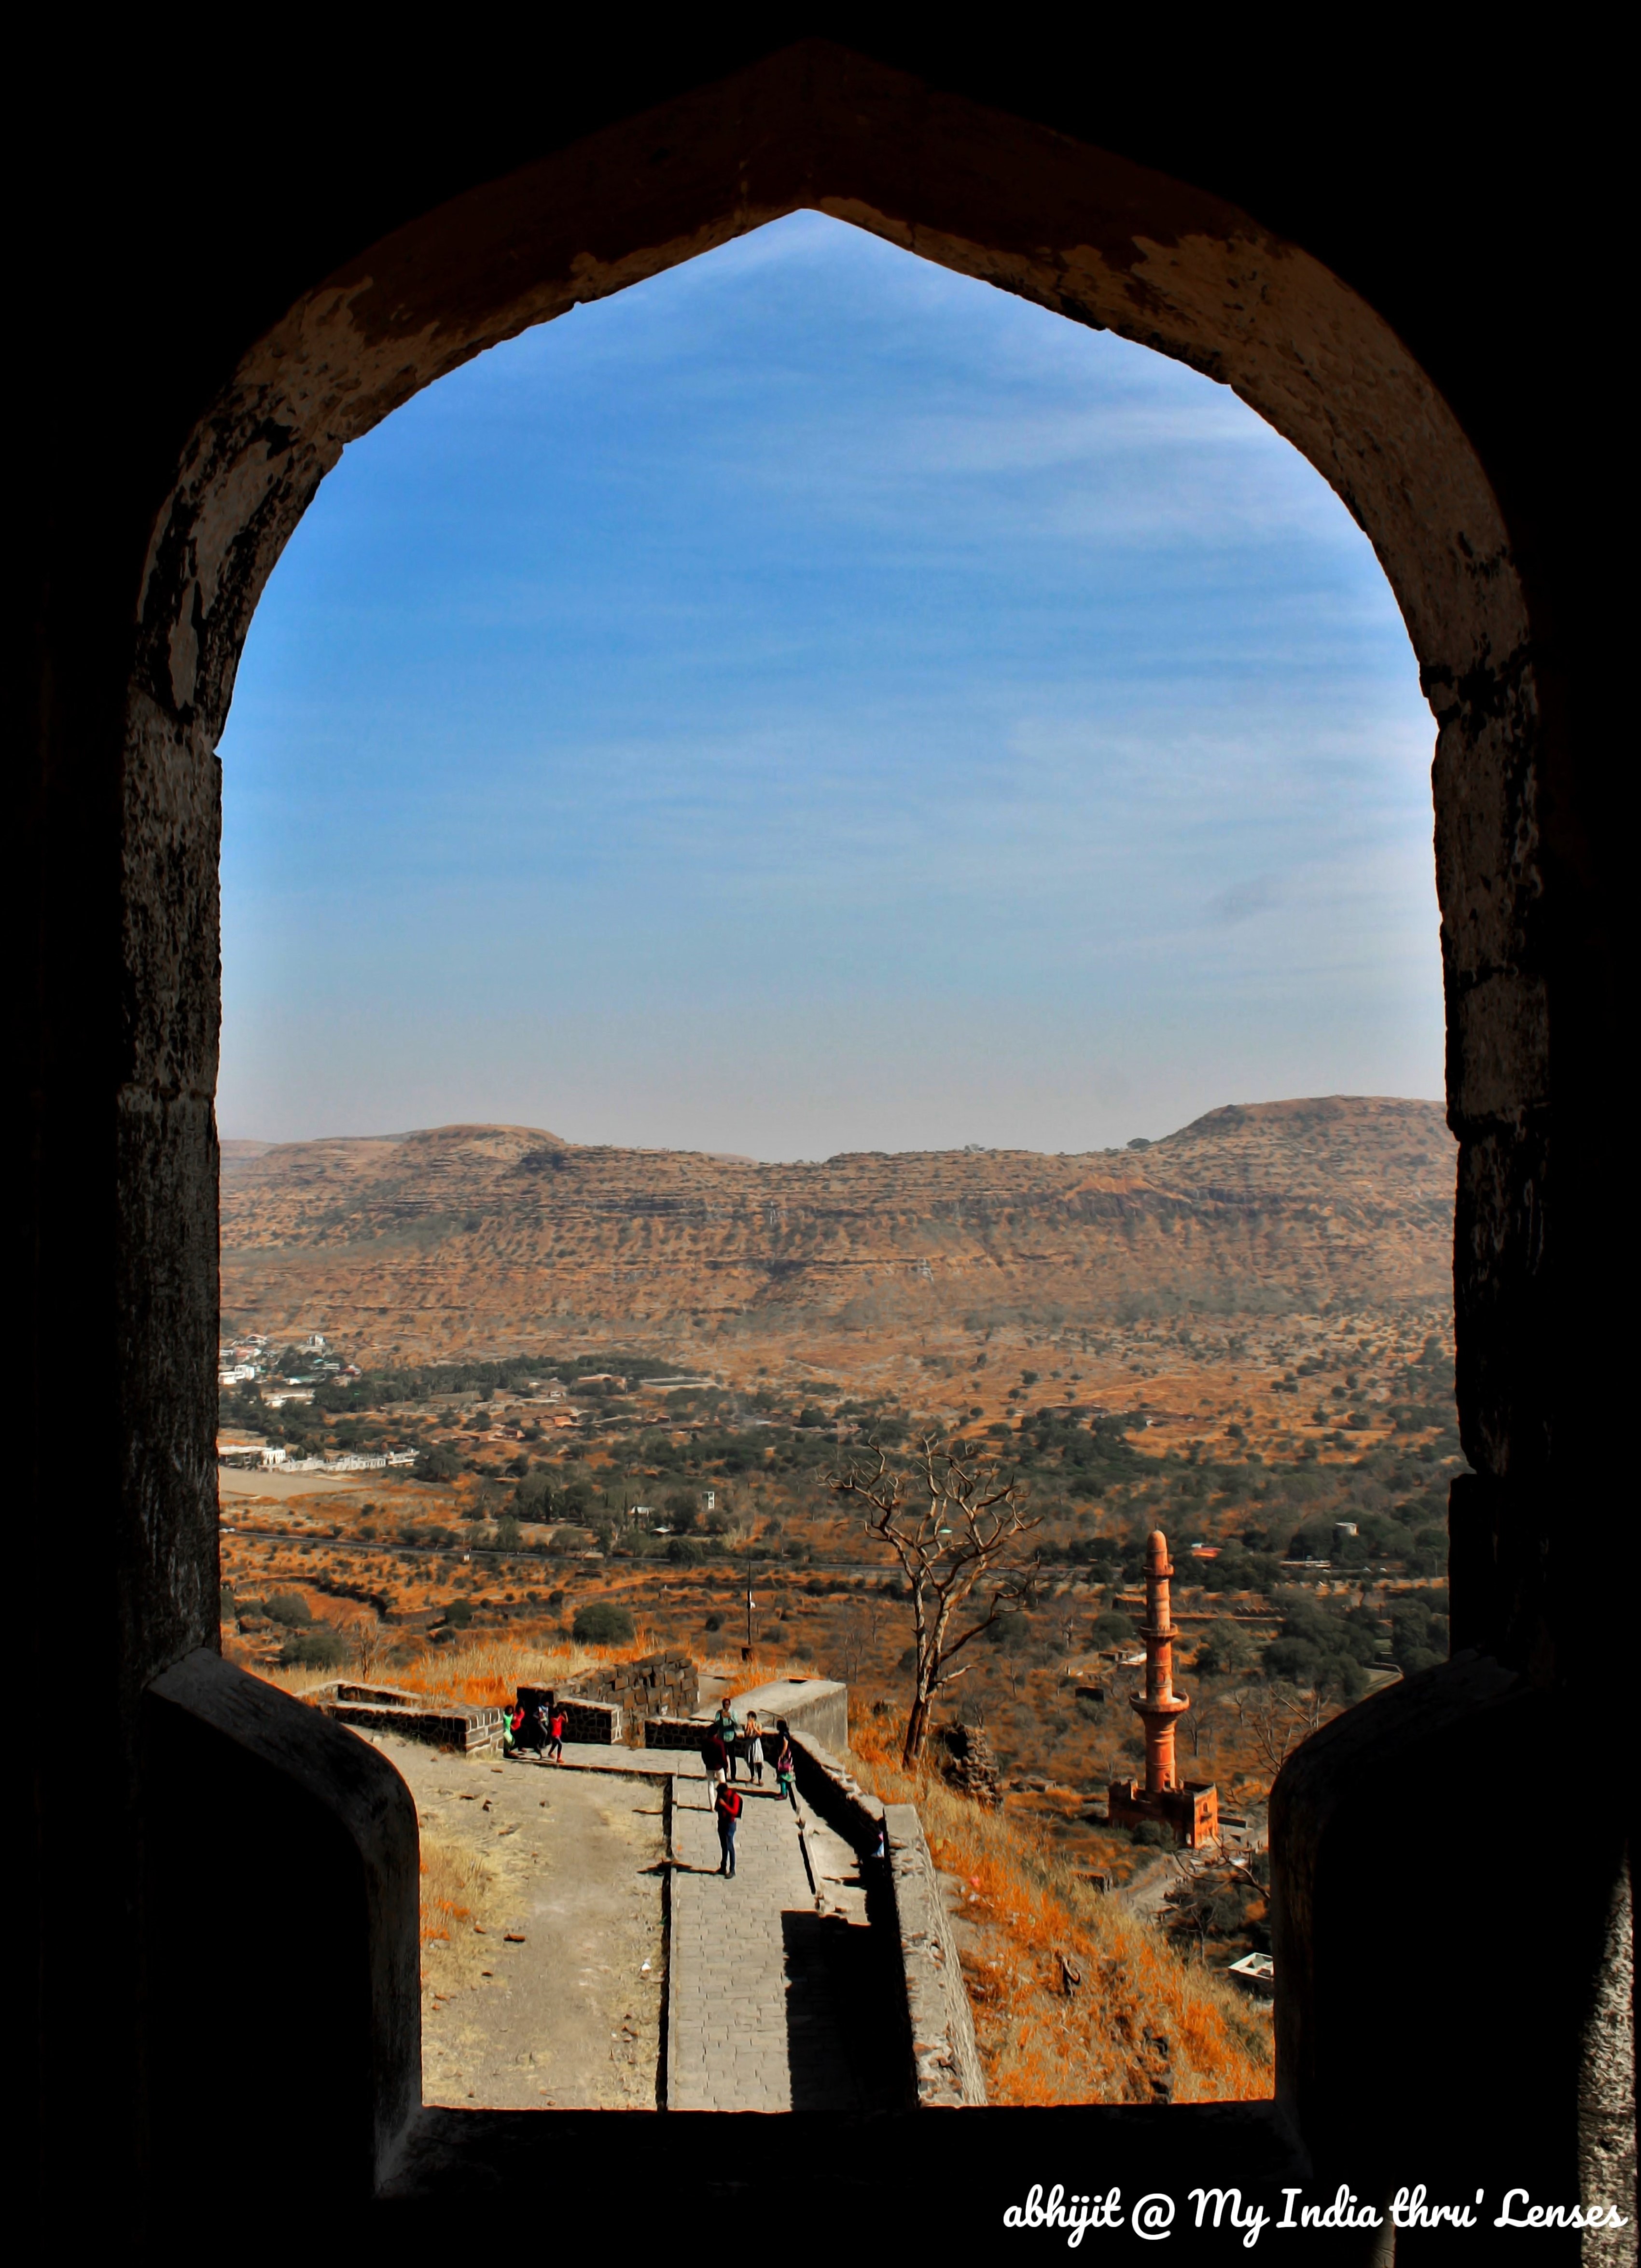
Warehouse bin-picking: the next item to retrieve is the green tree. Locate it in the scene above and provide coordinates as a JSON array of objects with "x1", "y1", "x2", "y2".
[
  {"x1": 573, "y1": 1600, "x2": 634, "y2": 1644},
  {"x1": 278, "y1": 1626, "x2": 346, "y2": 1669},
  {"x1": 1194, "y1": 1619, "x2": 1262, "y2": 1678}
]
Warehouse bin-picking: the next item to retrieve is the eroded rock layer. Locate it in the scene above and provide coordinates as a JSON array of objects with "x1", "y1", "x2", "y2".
[{"x1": 220, "y1": 1096, "x2": 1452, "y2": 1358}]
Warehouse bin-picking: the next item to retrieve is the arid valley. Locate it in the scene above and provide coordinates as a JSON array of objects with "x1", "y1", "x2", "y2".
[{"x1": 221, "y1": 1093, "x2": 1463, "y2": 2106}]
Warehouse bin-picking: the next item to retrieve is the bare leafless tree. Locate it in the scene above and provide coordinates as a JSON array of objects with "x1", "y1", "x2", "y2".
[
  {"x1": 1230, "y1": 1680, "x2": 1327, "y2": 1782},
  {"x1": 836, "y1": 1593, "x2": 887, "y2": 1684},
  {"x1": 348, "y1": 1615, "x2": 393, "y2": 1682},
  {"x1": 831, "y1": 1438, "x2": 1039, "y2": 1767}
]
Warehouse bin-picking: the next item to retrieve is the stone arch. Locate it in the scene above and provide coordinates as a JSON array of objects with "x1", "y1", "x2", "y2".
[
  {"x1": 98, "y1": 36, "x2": 1607, "y2": 2220},
  {"x1": 133, "y1": 51, "x2": 1544, "y2": 1535}
]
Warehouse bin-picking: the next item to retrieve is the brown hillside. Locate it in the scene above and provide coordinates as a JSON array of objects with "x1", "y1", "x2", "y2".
[{"x1": 219, "y1": 1097, "x2": 1452, "y2": 1362}]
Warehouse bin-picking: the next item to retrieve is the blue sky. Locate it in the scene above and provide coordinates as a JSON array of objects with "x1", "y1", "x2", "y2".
[{"x1": 218, "y1": 211, "x2": 1442, "y2": 1159}]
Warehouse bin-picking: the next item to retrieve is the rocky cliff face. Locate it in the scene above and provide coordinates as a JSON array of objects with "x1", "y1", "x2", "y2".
[{"x1": 219, "y1": 1096, "x2": 1452, "y2": 1358}]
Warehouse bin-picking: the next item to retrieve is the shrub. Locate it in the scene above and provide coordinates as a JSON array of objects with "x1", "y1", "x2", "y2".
[
  {"x1": 986, "y1": 1612, "x2": 1030, "y2": 1650},
  {"x1": 444, "y1": 1598, "x2": 474, "y2": 1629},
  {"x1": 414, "y1": 1443, "x2": 461, "y2": 1482},
  {"x1": 1089, "y1": 1611, "x2": 1134, "y2": 1646},
  {"x1": 278, "y1": 1626, "x2": 347, "y2": 1669},
  {"x1": 572, "y1": 1600, "x2": 635, "y2": 1644},
  {"x1": 703, "y1": 1612, "x2": 723, "y2": 1632},
  {"x1": 264, "y1": 1591, "x2": 312, "y2": 1627}
]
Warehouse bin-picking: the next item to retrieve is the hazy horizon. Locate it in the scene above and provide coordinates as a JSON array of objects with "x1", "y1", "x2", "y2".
[
  {"x1": 218, "y1": 212, "x2": 1443, "y2": 1160},
  {"x1": 219, "y1": 1087, "x2": 1447, "y2": 1164}
]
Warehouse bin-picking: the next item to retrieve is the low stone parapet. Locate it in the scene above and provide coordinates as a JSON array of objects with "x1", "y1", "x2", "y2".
[
  {"x1": 305, "y1": 1681, "x2": 505, "y2": 1753},
  {"x1": 516, "y1": 1686, "x2": 623, "y2": 1744},
  {"x1": 729, "y1": 1675, "x2": 848, "y2": 1754},
  {"x1": 789, "y1": 1731, "x2": 986, "y2": 2110},
  {"x1": 643, "y1": 1714, "x2": 711, "y2": 1751},
  {"x1": 883, "y1": 1801, "x2": 987, "y2": 2107}
]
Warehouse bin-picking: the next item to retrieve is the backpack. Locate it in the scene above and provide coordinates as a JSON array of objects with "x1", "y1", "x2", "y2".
[{"x1": 717, "y1": 1786, "x2": 743, "y2": 1822}]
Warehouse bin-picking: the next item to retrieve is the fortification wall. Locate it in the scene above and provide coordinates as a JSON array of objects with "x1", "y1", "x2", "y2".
[
  {"x1": 789, "y1": 1729, "x2": 986, "y2": 2109},
  {"x1": 731, "y1": 1676, "x2": 848, "y2": 1753}
]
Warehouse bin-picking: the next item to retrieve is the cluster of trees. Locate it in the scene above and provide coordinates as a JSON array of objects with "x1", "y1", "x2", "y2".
[
  {"x1": 1188, "y1": 1587, "x2": 1449, "y2": 1696},
  {"x1": 1260, "y1": 1593, "x2": 1386, "y2": 1701}
]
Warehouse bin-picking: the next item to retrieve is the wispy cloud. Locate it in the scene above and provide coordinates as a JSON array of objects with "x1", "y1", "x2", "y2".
[{"x1": 220, "y1": 212, "x2": 1440, "y2": 1154}]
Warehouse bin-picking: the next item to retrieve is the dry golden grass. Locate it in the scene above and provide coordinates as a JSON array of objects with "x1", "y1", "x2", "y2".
[
  {"x1": 264, "y1": 1631, "x2": 807, "y2": 1715},
  {"x1": 420, "y1": 1837, "x2": 495, "y2": 1945},
  {"x1": 847, "y1": 1714, "x2": 1271, "y2": 2107}
]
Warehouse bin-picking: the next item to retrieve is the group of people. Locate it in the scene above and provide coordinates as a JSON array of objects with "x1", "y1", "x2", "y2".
[
  {"x1": 496, "y1": 1690, "x2": 796, "y2": 1881},
  {"x1": 502, "y1": 1700, "x2": 566, "y2": 1763},
  {"x1": 700, "y1": 1705, "x2": 796, "y2": 1880}
]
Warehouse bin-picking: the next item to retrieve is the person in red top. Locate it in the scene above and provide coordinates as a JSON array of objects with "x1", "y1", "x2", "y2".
[
  {"x1": 714, "y1": 1778, "x2": 743, "y2": 1877},
  {"x1": 547, "y1": 1707, "x2": 566, "y2": 1764}
]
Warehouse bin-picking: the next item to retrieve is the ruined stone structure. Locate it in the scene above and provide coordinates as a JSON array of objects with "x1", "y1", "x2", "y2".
[
  {"x1": 1107, "y1": 1530, "x2": 1220, "y2": 1849},
  {"x1": 515, "y1": 1651, "x2": 699, "y2": 1744},
  {"x1": 939, "y1": 1720, "x2": 1003, "y2": 1806},
  {"x1": 22, "y1": 28, "x2": 1628, "y2": 2250},
  {"x1": 581, "y1": 1648, "x2": 699, "y2": 1723}
]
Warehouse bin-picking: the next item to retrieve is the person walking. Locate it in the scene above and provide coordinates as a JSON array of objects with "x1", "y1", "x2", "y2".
[
  {"x1": 743, "y1": 1710, "x2": 765, "y2": 1787},
  {"x1": 701, "y1": 1726, "x2": 728, "y2": 1810},
  {"x1": 502, "y1": 1702, "x2": 524, "y2": 1759},
  {"x1": 715, "y1": 1777, "x2": 744, "y2": 1877},
  {"x1": 546, "y1": 1705, "x2": 566, "y2": 1764},
  {"x1": 774, "y1": 1719, "x2": 797, "y2": 1808},
  {"x1": 712, "y1": 1697, "x2": 742, "y2": 1781}
]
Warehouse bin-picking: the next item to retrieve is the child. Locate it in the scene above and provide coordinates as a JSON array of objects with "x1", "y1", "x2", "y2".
[
  {"x1": 715, "y1": 1777, "x2": 744, "y2": 1877},
  {"x1": 547, "y1": 1706, "x2": 566, "y2": 1764}
]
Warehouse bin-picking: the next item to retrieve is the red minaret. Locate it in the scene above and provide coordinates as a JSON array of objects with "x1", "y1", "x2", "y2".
[{"x1": 1131, "y1": 1528, "x2": 1191, "y2": 1793}]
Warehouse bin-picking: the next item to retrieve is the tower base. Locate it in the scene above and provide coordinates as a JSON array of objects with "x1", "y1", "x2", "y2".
[{"x1": 1108, "y1": 1778, "x2": 1219, "y2": 1849}]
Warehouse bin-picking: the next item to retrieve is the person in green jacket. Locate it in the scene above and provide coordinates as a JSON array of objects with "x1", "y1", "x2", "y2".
[{"x1": 712, "y1": 1698, "x2": 742, "y2": 1781}]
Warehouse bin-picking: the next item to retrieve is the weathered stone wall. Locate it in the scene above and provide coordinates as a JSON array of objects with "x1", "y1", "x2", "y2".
[
  {"x1": 731, "y1": 1676, "x2": 848, "y2": 1755},
  {"x1": 788, "y1": 1731, "x2": 986, "y2": 2109},
  {"x1": 517, "y1": 1686, "x2": 622, "y2": 1745},
  {"x1": 306, "y1": 1680, "x2": 505, "y2": 1752},
  {"x1": 883, "y1": 1799, "x2": 987, "y2": 2108},
  {"x1": 643, "y1": 1714, "x2": 710, "y2": 1752},
  {"x1": 570, "y1": 1650, "x2": 698, "y2": 1721}
]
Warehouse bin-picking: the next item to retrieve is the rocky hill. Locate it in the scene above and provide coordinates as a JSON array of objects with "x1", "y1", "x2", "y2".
[{"x1": 219, "y1": 1096, "x2": 1453, "y2": 1363}]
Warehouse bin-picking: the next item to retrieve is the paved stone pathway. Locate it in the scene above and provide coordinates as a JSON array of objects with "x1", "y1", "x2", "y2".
[
  {"x1": 380, "y1": 1733, "x2": 903, "y2": 2114},
  {"x1": 664, "y1": 1757, "x2": 901, "y2": 2114}
]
